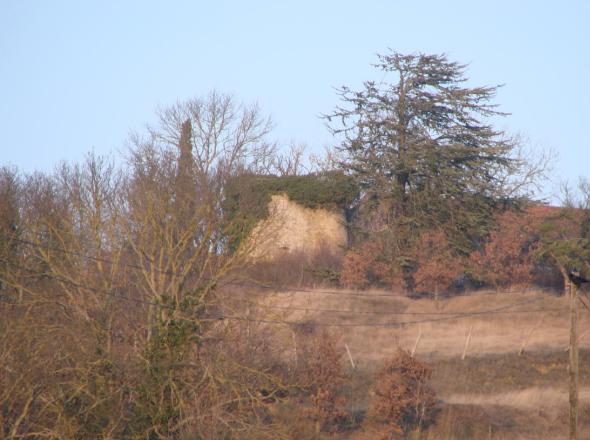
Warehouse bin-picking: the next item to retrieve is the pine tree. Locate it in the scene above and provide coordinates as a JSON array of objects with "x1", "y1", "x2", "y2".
[{"x1": 326, "y1": 51, "x2": 518, "y2": 287}]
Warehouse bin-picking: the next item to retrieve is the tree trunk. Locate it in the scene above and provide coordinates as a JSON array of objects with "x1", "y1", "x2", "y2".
[{"x1": 569, "y1": 280, "x2": 579, "y2": 440}]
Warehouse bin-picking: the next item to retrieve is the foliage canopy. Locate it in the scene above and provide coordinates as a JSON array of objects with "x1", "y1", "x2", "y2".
[{"x1": 326, "y1": 51, "x2": 518, "y2": 255}]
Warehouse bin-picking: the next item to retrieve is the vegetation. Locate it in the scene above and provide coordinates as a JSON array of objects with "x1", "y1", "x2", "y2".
[
  {"x1": 325, "y1": 50, "x2": 530, "y2": 290},
  {"x1": 297, "y1": 329, "x2": 348, "y2": 434},
  {"x1": 535, "y1": 179, "x2": 590, "y2": 289},
  {"x1": 0, "y1": 93, "x2": 288, "y2": 439},
  {"x1": 369, "y1": 349, "x2": 438, "y2": 438},
  {"x1": 3, "y1": 49, "x2": 590, "y2": 439}
]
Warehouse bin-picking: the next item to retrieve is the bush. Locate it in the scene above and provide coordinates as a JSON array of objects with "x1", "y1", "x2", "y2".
[
  {"x1": 413, "y1": 231, "x2": 464, "y2": 296},
  {"x1": 340, "y1": 241, "x2": 396, "y2": 289},
  {"x1": 340, "y1": 248, "x2": 370, "y2": 288},
  {"x1": 468, "y1": 209, "x2": 539, "y2": 288},
  {"x1": 369, "y1": 349, "x2": 438, "y2": 438},
  {"x1": 297, "y1": 328, "x2": 348, "y2": 434}
]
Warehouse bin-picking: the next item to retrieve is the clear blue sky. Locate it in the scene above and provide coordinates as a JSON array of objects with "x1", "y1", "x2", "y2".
[{"x1": 1, "y1": 0, "x2": 588, "y2": 198}]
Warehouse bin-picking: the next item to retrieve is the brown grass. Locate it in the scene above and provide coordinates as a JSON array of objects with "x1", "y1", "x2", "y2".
[
  {"x1": 220, "y1": 287, "x2": 590, "y2": 439},
  {"x1": 444, "y1": 386, "x2": 590, "y2": 411},
  {"x1": 250, "y1": 288, "x2": 584, "y2": 365}
]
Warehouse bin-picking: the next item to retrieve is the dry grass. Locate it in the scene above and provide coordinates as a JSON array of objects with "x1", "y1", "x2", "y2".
[
  {"x1": 445, "y1": 386, "x2": 590, "y2": 410},
  {"x1": 227, "y1": 287, "x2": 590, "y2": 439},
  {"x1": 250, "y1": 287, "x2": 585, "y2": 365}
]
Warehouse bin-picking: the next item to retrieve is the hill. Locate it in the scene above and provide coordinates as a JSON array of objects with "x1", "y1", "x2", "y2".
[{"x1": 222, "y1": 286, "x2": 590, "y2": 439}]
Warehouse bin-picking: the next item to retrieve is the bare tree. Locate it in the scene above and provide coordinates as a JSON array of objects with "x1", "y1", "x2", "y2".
[
  {"x1": 120, "y1": 93, "x2": 286, "y2": 438},
  {"x1": 495, "y1": 139, "x2": 556, "y2": 200},
  {"x1": 149, "y1": 90, "x2": 273, "y2": 181},
  {"x1": 0, "y1": 94, "x2": 289, "y2": 439}
]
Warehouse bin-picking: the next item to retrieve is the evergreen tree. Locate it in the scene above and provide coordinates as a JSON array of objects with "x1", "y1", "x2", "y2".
[{"x1": 326, "y1": 51, "x2": 518, "y2": 285}]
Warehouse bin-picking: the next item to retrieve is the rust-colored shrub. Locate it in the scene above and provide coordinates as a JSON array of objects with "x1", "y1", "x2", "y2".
[
  {"x1": 341, "y1": 249, "x2": 370, "y2": 288},
  {"x1": 469, "y1": 209, "x2": 541, "y2": 288},
  {"x1": 369, "y1": 349, "x2": 438, "y2": 437},
  {"x1": 342, "y1": 231, "x2": 463, "y2": 295},
  {"x1": 298, "y1": 329, "x2": 348, "y2": 433},
  {"x1": 341, "y1": 241, "x2": 397, "y2": 289},
  {"x1": 413, "y1": 231, "x2": 464, "y2": 295}
]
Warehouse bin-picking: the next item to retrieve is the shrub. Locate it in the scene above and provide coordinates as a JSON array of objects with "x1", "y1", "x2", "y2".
[
  {"x1": 369, "y1": 349, "x2": 438, "y2": 438},
  {"x1": 342, "y1": 232, "x2": 463, "y2": 295},
  {"x1": 340, "y1": 249, "x2": 370, "y2": 288},
  {"x1": 468, "y1": 208, "x2": 542, "y2": 288},
  {"x1": 298, "y1": 329, "x2": 348, "y2": 434},
  {"x1": 340, "y1": 241, "x2": 396, "y2": 289},
  {"x1": 413, "y1": 231, "x2": 464, "y2": 296}
]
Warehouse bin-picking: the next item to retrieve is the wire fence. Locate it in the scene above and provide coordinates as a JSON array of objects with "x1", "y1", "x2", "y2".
[{"x1": 0, "y1": 231, "x2": 583, "y2": 330}]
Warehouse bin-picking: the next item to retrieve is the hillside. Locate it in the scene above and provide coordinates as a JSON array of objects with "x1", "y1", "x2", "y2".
[{"x1": 223, "y1": 286, "x2": 590, "y2": 439}]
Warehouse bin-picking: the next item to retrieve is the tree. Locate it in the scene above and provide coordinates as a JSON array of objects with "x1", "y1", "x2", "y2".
[
  {"x1": 0, "y1": 94, "x2": 290, "y2": 440},
  {"x1": 0, "y1": 167, "x2": 20, "y2": 294},
  {"x1": 122, "y1": 92, "x2": 280, "y2": 437},
  {"x1": 326, "y1": 51, "x2": 519, "y2": 288},
  {"x1": 536, "y1": 180, "x2": 590, "y2": 290},
  {"x1": 534, "y1": 179, "x2": 590, "y2": 440}
]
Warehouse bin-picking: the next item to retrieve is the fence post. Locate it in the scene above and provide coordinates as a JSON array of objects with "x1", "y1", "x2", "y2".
[
  {"x1": 462, "y1": 325, "x2": 473, "y2": 361},
  {"x1": 411, "y1": 325, "x2": 422, "y2": 357},
  {"x1": 345, "y1": 343, "x2": 356, "y2": 370},
  {"x1": 519, "y1": 316, "x2": 545, "y2": 356}
]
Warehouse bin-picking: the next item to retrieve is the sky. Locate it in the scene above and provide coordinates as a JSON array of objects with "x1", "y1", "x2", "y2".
[{"x1": 1, "y1": 0, "x2": 589, "y2": 199}]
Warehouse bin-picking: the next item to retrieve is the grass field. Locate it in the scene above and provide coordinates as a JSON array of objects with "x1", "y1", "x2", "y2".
[{"x1": 235, "y1": 287, "x2": 590, "y2": 439}]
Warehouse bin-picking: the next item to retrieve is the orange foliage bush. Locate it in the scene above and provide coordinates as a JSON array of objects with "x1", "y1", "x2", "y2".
[
  {"x1": 341, "y1": 241, "x2": 396, "y2": 289},
  {"x1": 342, "y1": 232, "x2": 462, "y2": 294},
  {"x1": 342, "y1": 204, "x2": 571, "y2": 293},
  {"x1": 340, "y1": 248, "x2": 370, "y2": 288},
  {"x1": 469, "y1": 208, "x2": 542, "y2": 288},
  {"x1": 298, "y1": 329, "x2": 348, "y2": 433},
  {"x1": 369, "y1": 349, "x2": 438, "y2": 437},
  {"x1": 413, "y1": 231, "x2": 464, "y2": 294}
]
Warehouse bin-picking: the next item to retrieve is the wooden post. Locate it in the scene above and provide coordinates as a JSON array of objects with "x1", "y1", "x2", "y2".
[
  {"x1": 434, "y1": 285, "x2": 440, "y2": 310},
  {"x1": 462, "y1": 325, "x2": 473, "y2": 361},
  {"x1": 345, "y1": 343, "x2": 356, "y2": 369},
  {"x1": 292, "y1": 330, "x2": 298, "y2": 369},
  {"x1": 569, "y1": 280, "x2": 579, "y2": 440},
  {"x1": 411, "y1": 325, "x2": 422, "y2": 357}
]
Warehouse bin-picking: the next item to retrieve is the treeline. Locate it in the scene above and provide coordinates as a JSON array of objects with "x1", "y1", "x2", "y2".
[
  {"x1": 0, "y1": 91, "x2": 437, "y2": 439},
  {"x1": 340, "y1": 203, "x2": 590, "y2": 293},
  {"x1": 225, "y1": 51, "x2": 590, "y2": 296}
]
